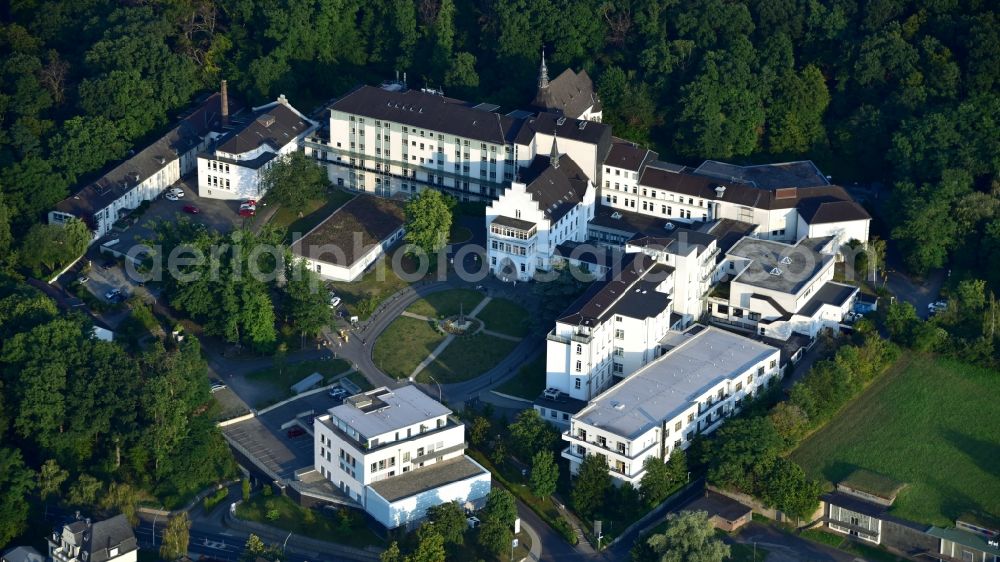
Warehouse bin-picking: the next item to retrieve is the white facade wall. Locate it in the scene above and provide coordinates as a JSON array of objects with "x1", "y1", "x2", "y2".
[
  {"x1": 801, "y1": 218, "x2": 871, "y2": 249},
  {"x1": 365, "y1": 466, "x2": 492, "y2": 529},
  {"x1": 296, "y1": 227, "x2": 405, "y2": 282},
  {"x1": 563, "y1": 351, "x2": 781, "y2": 485},
  {"x1": 317, "y1": 111, "x2": 514, "y2": 201},
  {"x1": 518, "y1": 133, "x2": 601, "y2": 183},
  {"x1": 197, "y1": 139, "x2": 300, "y2": 201}
]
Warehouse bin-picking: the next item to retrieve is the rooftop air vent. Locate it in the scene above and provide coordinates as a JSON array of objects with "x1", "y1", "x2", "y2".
[
  {"x1": 556, "y1": 117, "x2": 566, "y2": 126},
  {"x1": 611, "y1": 211, "x2": 622, "y2": 219},
  {"x1": 715, "y1": 185, "x2": 726, "y2": 198},
  {"x1": 579, "y1": 121, "x2": 587, "y2": 130},
  {"x1": 664, "y1": 223, "x2": 675, "y2": 231},
  {"x1": 769, "y1": 267, "x2": 782, "y2": 276},
  {"x1": 256, "y1": 114, "x2": 276, "y2": 127},
  {"x1": 613, "y1": 403, "x2": 626, "y2": 410}
]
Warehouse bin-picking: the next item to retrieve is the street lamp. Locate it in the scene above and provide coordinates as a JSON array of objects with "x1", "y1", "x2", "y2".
[
  {"x1": 426, "y1": 374, "x2": 443, "y2": 403},
  {"x1": 151, "y1": 513, "x2": 161, "y2": 548},
  {"x1": 282, "y1": 531, "x2": 292, "y2": 553}
]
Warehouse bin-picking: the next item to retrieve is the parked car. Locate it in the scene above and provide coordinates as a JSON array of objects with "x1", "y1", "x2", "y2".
[
  {"x1": 209, "y1": 379, "x2": 227, "y2": 393},
  {"x1": 287, "y1": 426, "x2": 306, "y2": 438},
  {"x1": 104, "y1": 288, "x2": 124, "y2": 302},
  {"x1": 328, "y1": 294, "x2": 342, "y2": 308},
  {"x1": 165, "y1": 192, "x2": 179, "y2": 201},
  {"x1": 76, "y1": 276, "x2": 89, "y2": 284},
  {"x1": 239, "y1": 207, "x2": 256, "y2": 217},
  {"x1": 328, "y1": 387, "x2": 349, "y2": 402},
  {"x1": 168, "y1": 187, "x2": 185, "y2": 197},
  {"x1": 927, "y1": 300, "x2": 948, "y2": 314},
  {"x1": 183, "y1": 205, "x2": 200, "y2": 214},
  {"x1": 242, "y1": 199, "x2": 257, "y2": 208}
]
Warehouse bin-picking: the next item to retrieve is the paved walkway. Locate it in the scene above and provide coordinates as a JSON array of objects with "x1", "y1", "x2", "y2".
[{"x1": 407, "y1": 295, "x2": 492, "y2": 379}]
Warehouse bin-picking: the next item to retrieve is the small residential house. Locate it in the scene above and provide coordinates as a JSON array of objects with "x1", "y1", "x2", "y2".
[
  {"x1": 531, "y1": 51, "x2": 603, "y2": 122},
  {"x1": 1, "y1": 547, "x2": 43, "y2": 562},
  {"x1": 290, "y1": 195, "x2": 406, "y2": 282},
  {"x1": 486, "y1": 141, "x2": 596, "y2": 281},
  {"x1": 49, "y1": 90, "x2": 235, "y2": 241},
  {"x1": 928, "y1": 517, "x2": 1000, "y2": 562},
  {"x1": 197, "y1": 94, "x2": 317, "y2": 200},
  {"x1": 313, "y1": 386, "x2": 491, "y2": 530},
  {"x1": 48, "y1": 515, "x2": 137, "y2": 562}
]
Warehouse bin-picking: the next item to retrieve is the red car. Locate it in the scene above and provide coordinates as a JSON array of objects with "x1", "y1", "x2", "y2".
[
  {"x1": 183, "y1": 205, "x2": 200, "y2": 214},
  {"x1": 242, "y1": 199, "x2": 257, "y2": 207},
  {"x1": 287, "y1": 426, "x2": 306, "y2": 438},
  {"x1": 239, "y1": 207, "x2": 256, "y2": 217}
]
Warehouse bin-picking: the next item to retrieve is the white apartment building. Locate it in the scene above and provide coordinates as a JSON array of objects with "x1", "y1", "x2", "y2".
[
  {"x1": 48, "y1": 515, "x2": 137, "y2": 562},
  {"x1": 197, "y1": 95, "x2": 317, "y2": 200},
  {"x1": 308, "y1": 83, "x2": 611, "y2": 203},
  {"x1": 49, "y1": 91, "x2": 233, "y2": 241},
  {"x1": 709, "y1": 236, "x2": 858, "y2": 340},
  {"x1": 562, "y1": 326, "x2": 780, "y2": 486},
  {"x1": 313, "y1": 386, "x2": 490, "y2": 529},
  {"x1": 485, "y1": 144, "x2": 596, "y2": 281}
]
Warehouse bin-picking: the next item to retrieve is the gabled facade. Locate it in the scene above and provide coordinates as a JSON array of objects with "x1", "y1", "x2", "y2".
[
  {"x1": 531, "y1": 51, "x2": 602, "y2": 122},
  {"x1": 48, "y1": 515, "x2": 137, "y2": 562},
  {"x1": 486, "y1": 147, "x2": 596, "y2": 281},
  {"x1": 197, "y1": 95, "x2": 317, "y2": 200},
  {"x1": 313, "y1": 386, "x2": 490, "y2": 529}
]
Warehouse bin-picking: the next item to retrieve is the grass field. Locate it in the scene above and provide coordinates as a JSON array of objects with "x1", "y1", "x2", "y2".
[
  {"x1": 496, "y1": 353, "x2": 546, "y2": 399},
  {"x1": 418, "y1": 333, "x2": 520, "y2": 384},
  {"x1": 475, "y1": 297, "x2": 531, "y2": 337},
  {"x1": 406, "y1": 288, "x2": 485, "y2": 318},
  {"x1": 327, "y1": 255, "x2": 415, "y2": 320},
  {"x1": 245, "y1": 358, "x2": 351, "y2": 403},
  {"x1": 236, "y1": 494, "x2": 382, "y2": 548},
  {"x1": 791, "y1": 354, "x2": 1000, "y2": 526},
  {"x1": 372, "y1": 316, "x2": 446, "y2": 378}
]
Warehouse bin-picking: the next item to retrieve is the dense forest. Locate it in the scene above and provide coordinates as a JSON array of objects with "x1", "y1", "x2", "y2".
[{"x1": 0, "y1": 0, "x2": 998, "y2": 280}]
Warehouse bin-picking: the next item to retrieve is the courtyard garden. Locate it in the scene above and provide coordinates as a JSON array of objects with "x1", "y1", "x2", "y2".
[
  {"x1": 791, "y1": 354, "x2": 1000, "y2": 527},
  {"x1": 373, "y1": 288, "x2": 529, "y2": 383}
]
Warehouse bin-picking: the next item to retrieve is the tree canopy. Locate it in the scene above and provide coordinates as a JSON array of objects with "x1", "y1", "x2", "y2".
[{"x1": 404, "y1": 189, "x2": 455, "y2": 255}]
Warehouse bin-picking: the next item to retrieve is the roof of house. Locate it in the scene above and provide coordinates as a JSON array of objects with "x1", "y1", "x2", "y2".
[
  {"x1": 326, "y1": 386, "x2": 451, "y2": 439},
  {"x1": 796, "y1": 198, "x2": 871, "y2": 224},
  {"x1": 215, "y1": 101, "x2": 313, "y2": 155},
  {"x1": 821, "y1": 492, "x2": 927, "y2": 531},
  {"x1": 728, "y1": 236, "x2": 834, "y2": 295},
  {"x1": 685, "y1": 491, "x2": 753, "y2": 523},
  {"x1": 708, "y1": 219, "x2": 759, "y2": 253},
  {"x1": 927, "y1": 527, "x2": 1000, "y2": 556},
  {"x1": 290, "y1": 195, "x2": 405, "y2": 267},
  {"x1": 604, "y1": 139, "x2": 657, "y2": 172},
  {"x1": 76, "y1": 515, "x2": 137, "y2": 562},
  {"x1": 588, "y1": 204, "x2": 686, "y2": 238},
  {"x1": 798, "y1": 282, "x2": 859, "y2": 318},
  {"x1": 692, "y1": 160, "x2": 829, "y2": 190},
  {"x1": 574, "y1": 326, "x2": 778, "y2": 439},
  {"x1": 54, "y1": 92, "x2": 236, "y2": 218},
  {"x1": 839, "y1": 469, "x2": 907, "y2": 500},
  {"x1": 639, "y1": 163, "x2": 864, "y2": 214},
  {"x1": 554, "y1": 241, "x2": 623, "y2": 270},
  {"x1": 1, "y1": 546, "x2": 44, "y2": 562},
  {"x1": 557, "y1": 253, "x2": 673, "y2": 326},
  {"x1": 492, "y1": 215, "x2": 536, "y2": 231},
  {"x1": 368, "y1": 455, "x2": 488, "y2": 503},
  {"x1": 519, "y1": 154, "x2": 591, "y2": 223},
  {"x1": 532, "y1": 68, "x2": 601, "y2": 119},
  {"x1": 329, "y1": 85, "x2": 522, "y2": 144},
  {"x1": 514, "y1": 111, "x2": 612, "y2": 150}
]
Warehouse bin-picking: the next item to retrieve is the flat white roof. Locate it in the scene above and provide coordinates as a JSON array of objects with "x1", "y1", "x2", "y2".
[
  {"x1": 575, "y1": 326, "x2": 778, "y2": 439},
  {"x1": 329, "y1": 385, "x2": 451, "y2": 439}
]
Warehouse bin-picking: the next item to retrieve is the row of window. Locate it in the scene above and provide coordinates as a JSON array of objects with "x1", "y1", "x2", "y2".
[
  {"x1": 205, "y1": 175, "x2": 230, "y2": 189},
  {"x1": 207, "y1": 160, "x2": 231, "y2": 173}
]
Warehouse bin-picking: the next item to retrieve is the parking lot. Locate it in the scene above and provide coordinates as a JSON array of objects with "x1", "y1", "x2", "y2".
[{"x1": 222, "y1": 390, "x2": 347, "y2": 480}]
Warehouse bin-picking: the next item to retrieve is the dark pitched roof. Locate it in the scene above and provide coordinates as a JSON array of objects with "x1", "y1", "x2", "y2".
[
  {"x1": 515, "y1": 111, "x2": 611, "y2": 147},
  {"x1": 588, "y1": 204, "x2": 686, "y2": 238},
  {"x1": 639, "y1": 163, "x2": 865, "y2": 213},
  {"x1": 492, "y1": 215, "x2": 536, "y2": 230},
  {"x1": 693, "y1": 160, "x2": 829, "y2": 190},
  {"x1": 707, "y1": 219, "x2": 759, "y2": 253},
  {"x1": 557, "y1": 253, "x2": 673, "y2": 326},
  {"x1": 532, "y1": 68, "x2": 601, "y2": 119},
  {"x1": 554, "y1": 241, "x2": 623, "y2": 270},
  {"x1": 216, "y1": 102, "x2": 313, "y2": 155},
  {"x1": 329, "y1": 86, "x2": 522, "y2": 144},
  {"x1": 798, "y1": 282, "x2": 858, "y2": 317},
  {"x1": 796, "y1": 198, "x2": 871, "y2": 224},
  {"x1": 520, "y1": 154, "x2": 591, "y2": 223},
  {"x1": 83, "y1": 515, "x2": 137, "y2": 562},
  {"x1": 54, "y1": 93, "x2": 236, "y2": 217},
  {"x1": 291, "y1": 195, "x2": 406, "y2": 267},
  {"x1": 605, "y1": 139, "x2": 657, "y2": 172}
]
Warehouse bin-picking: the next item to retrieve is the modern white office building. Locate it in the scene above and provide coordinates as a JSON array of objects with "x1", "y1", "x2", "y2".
[
  {"x1": 708, "y1": 236, "x2": 859, "y2": 340},
  {"x1": 485, "y1": 142, "x2": 596, "y2": 281},
  {"x1": 48, "y1": 515, "x2": 137, "y2": 562},
  {"x1": 562, "y1": 326, "x2": 780, "y2": 486},
  {"x1": 313, "y1": 386, "x2": 491, "y2": 529},
  {"x1": 49, "y1": 91, "x2": 234, "y2": 241},
  {"x1": 197, "y1": 94, "x2": 317, "y2": 200}
]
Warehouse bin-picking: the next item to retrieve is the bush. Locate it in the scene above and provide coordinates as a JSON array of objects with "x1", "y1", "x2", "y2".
[
  {"x1": 242, "y1": 478, "x2": 250, "y2": 501},
  {"x1": 202, "y1": 487, "x2": 228, "y2": 512}
]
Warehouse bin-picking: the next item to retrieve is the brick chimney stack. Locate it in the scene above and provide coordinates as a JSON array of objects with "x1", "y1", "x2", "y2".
[{"x1": 221, "y1": 79, "x2": 229, "y2": 128}]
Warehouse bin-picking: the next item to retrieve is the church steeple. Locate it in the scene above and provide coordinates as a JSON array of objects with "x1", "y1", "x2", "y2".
[
  {"x1": 550, "y1": 132, "x2": 560, "y2": 169},
  {"x1": 538, "y1": 48, "x2": 549, "y2": 89}
]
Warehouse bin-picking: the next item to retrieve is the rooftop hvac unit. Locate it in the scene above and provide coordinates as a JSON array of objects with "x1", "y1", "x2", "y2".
[{"x1": 769, "y1": 267, "x2": 782, "y2": 276}]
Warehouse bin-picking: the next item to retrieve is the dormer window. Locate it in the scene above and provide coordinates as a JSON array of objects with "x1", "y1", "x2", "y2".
[{"x1": 109, "y1": 548, "x2": 119, "y2": 558}]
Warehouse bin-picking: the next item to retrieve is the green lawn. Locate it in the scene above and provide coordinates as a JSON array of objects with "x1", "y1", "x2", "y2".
[
  {"x1": 798, "y1": 528, "x2": 905, "y2": 562},
  {"x1": 724, "y1": 537, "x2": 770, "y2": 562},
  {"x1": 418, "y1": 333, "x2": 519, "y2": 384},
  {"x1": 475, "y1": 297, "x2": 531, "y2": 337},
  {"x1": 236, "y1": 494, "x2": 383, "y2": 549},
  {"x1": 246, "y1": 358, "x2": 351, "y2": 400},
  {"x1": 496, "y1": 353, "x2": 546, "y2": 399},
  {"x1": 791, "y1": 354, "x2": 1000, "y2": 526},
  {"x1": 270, "y1": 189, "x2": 355, "y2": 240},
  {"x1": 327, "y1": 255, "x2": 416, "y2": 320},
  {"x1": 406, "y1": 288, "x2": 485, "y2": 319},
  {"x1": 342, "y1": 371, "x2": 374, "y2": 392},
  {"x1": 372, "y1": 316, "x2": 446, "y2": 379}
]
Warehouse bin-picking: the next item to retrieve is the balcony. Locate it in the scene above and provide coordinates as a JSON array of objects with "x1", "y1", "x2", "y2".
[{"x1": 490, "y1": 216, "x2": 537, "y2": 240}]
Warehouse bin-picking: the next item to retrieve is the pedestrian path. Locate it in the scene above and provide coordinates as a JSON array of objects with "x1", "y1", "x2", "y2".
[
  {"x1": 407, "y1": 296, "x2": 494, "y2": 380},
  {"x1": 401, "y1": 311, "x2": 432, "y2": 321},
  {"x1": 481, "y1": 329, "x2": 521, "y2": 342}
]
